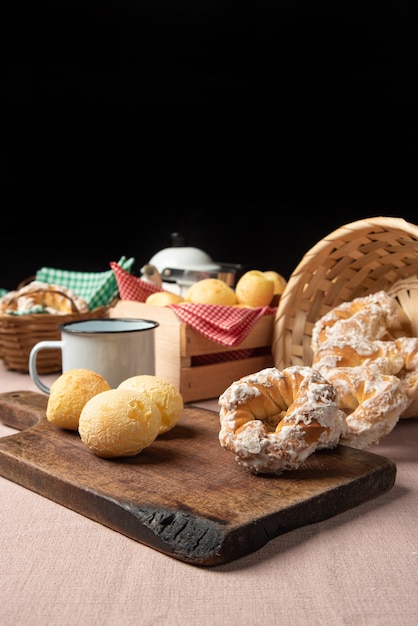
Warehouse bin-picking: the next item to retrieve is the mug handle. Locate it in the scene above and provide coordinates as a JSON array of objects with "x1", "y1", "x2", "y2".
[{"x1": 29, "y1": 340, "x2": 63, "y2": 394}]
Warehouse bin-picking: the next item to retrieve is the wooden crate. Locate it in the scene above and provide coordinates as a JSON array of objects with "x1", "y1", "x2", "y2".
[{"x1": 109, "y1": 301, "x2": 274, "y2": 403}]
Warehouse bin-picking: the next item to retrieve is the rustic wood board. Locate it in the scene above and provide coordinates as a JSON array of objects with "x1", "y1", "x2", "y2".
[{"x1": 0, "y1": 390, "x2": 396, "y2": 567}]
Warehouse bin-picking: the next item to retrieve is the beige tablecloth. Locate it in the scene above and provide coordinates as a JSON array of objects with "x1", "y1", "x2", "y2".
[{"x1": 1, "y1": 361, "x2": 417, "y2": 626}]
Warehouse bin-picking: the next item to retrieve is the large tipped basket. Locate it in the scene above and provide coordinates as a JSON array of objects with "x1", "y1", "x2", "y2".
[{"x1": 273, "y1": 216, "x2": 418, "y2": 370}]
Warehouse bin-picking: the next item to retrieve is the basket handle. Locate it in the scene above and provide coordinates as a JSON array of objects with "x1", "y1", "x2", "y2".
[
  {"x1": 17, "y1": 275, "x2": 36, "y2": 289},
  {"x1": 5, "y1": 288, "x2": 82, "y2": 314}
]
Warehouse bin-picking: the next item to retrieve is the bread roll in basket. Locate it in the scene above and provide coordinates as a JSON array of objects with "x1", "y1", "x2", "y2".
[{"x1": 0, "y1": 282, "x2": 110, "y2": 374}]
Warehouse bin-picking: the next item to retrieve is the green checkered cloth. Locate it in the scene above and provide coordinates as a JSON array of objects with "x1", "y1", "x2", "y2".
[
  {"x1": 35, "y1": 256, "x2": 135, "y2": 310},
  {"x1": 0, "y1": 288, "x2": 7, "y2": 298}
]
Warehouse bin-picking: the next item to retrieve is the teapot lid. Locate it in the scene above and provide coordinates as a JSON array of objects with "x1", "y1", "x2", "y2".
[{"x1": 149, "y1": 233, "x2": 220, "y2": 272}]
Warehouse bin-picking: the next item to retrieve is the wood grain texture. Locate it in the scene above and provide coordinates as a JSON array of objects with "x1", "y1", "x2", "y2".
[
  {"x1": 0, "y1": 391, "x2": 396, "y2": 567},
  {"x1": 109, "y1": 301, "x2": 275, "y2": 402}
]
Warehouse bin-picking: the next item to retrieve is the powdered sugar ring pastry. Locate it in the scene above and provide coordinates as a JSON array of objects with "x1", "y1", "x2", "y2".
[
  {"x1": 312, "y1": 335, "x2": 405, "y2": 378},
  {"x1": 311, "y1": 290, "x2": 418, "y2": 428},
  {"x1": 322, "y1": 366, "x2": 408, "y2": 449},
  {"x1": 218, "y1": 366, "x2": 345, "y2": 475},
  {"x1": 311, "y1": 290, "x2": 409, "y2": 354},
  {"x1": 0, "y1": 281, "x2": 89, "y2": 315},
  {"x1": 390, "y1": 336, "x2": 418, "y2": 418},
  {"x1": 311, "y1": 329, "x2": 412, "y2": 443}
]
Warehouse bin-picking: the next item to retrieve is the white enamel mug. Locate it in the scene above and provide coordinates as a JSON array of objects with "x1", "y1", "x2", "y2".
[{"x1": 29, "y1": 318, "x2": 159, "y2": 394}]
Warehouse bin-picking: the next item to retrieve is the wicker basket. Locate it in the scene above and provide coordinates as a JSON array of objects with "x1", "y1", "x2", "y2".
[
  {"x1": 273, "y1": 216, "x2": 418, "y2": 370},
  {"x1": 0, "y1": 305, "x2": 110, "y2": 374}
]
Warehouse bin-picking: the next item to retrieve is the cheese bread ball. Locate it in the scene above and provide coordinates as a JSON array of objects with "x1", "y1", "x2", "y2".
[
  {"x1": 145, "y1": 291, "x2": 184, "y2": 306},
  {"x1": 46, "y1": 369, "x2": 111, "y2": 430},
  {"x1": 185, "y1": 278, "x2": 237, "y2": 306},
  {"x1": 235, "y1": 270, "x2": 275, "y2": 307},
  {"x1": 118, "y1": 375, "x2": 183, "y2": 434},
  {"x1": 78, "y1": 388, "x2": 161, "y2": 458},
  {"x1": 263, "y1": 271, "x2": 287, "y2": 295}
]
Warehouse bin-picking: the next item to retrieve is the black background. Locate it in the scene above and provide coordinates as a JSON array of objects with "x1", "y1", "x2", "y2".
[{"x1": 3, "y1": 0, "x2": 418, "y2": 291}]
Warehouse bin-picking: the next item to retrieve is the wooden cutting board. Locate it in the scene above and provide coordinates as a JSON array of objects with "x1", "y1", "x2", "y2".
[{"x1": 0, "y1": 390, "x2": 396, "y2": 567}]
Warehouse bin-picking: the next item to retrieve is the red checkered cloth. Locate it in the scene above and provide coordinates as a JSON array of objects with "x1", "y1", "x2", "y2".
[
  {"x1": 110, "y1": 261, "x2": 163, "y2": 301},
  {"x1": 169, "y1": 303, "x2": 276, "y2": 346},
  {"x1": 111, "y1": 261, "x2": 276, "y2": 346}
]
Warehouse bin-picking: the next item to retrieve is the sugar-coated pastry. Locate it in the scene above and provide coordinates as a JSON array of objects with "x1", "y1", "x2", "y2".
[
  {"x1": 390, "y1": 336, "x2": 418, "y2": 418},
  {"x1": 311, "y1": 290, "x2": 410, "y2": 354},
  {"x1": 312, "y1": 335, "x2": 405, "y2": 378},
  {"x1": 311, "y1": 291, "x2": 418, "y2": 442},
  {"x1": 319, "y1": 366, "x2": 408, "y2": 449},
  {"x1": 218, "y1": 366, "x2": 345, "y2": 475}
]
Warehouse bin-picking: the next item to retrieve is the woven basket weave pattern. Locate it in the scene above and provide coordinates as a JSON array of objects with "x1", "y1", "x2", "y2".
[
  {"x1": 273, "y1": 217, "x2": 418, "y2": 370},
  {"x1": 0, "y1": 306, "x2": 109, "y2": 374}
]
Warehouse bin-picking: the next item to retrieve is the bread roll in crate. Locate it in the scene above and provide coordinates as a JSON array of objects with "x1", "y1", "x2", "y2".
[{"x1": 273, "y1": 217, "x2": 418, "y2": 418}]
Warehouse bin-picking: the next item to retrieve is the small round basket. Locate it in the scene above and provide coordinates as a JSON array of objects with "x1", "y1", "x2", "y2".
[
  {"x1": 273, "y1": 216, "x2": 418, "y2": 370},
  {"x1": 0, "y1": 305, "x2": 110, "y2": 374}
]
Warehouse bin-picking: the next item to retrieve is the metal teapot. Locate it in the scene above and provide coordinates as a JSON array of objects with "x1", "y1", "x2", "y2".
[{"x1": 146, "y1": 233, "x2": 242, "y2": 294}]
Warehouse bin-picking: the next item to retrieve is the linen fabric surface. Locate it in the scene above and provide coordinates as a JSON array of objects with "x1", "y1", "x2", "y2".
[{"x1": 0, "y1": 362, "x2": 417, "y2": 626}]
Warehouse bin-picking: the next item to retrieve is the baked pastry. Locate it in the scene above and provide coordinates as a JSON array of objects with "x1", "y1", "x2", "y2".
[
  {"x1": 311, "y1": 291, "x2": 418, "y2": 443},
  {"x1": 263, "y1": 271, "x2": 287, "y2": 296},
  {"x1": 234, "y1": 270, "x2": 275, "y2": 307},
  {"x1": 78, "y1": 388, "x2": 161, "y2": 458},
  {"x1": 185, "y1": 278, "x2": 237, "y2": 306},
  {"x1": 46, "y1": 369, "x2": 111, "y2": 430},
  {"x1": 145, "y1": 291, "x2": 184, "y2": 306},
  {"x1": 311, "y1": 290, "x2": 410, "y2": 353},
  {"x1": 218, "y1": 366, "x2": 345, "y2": 475},
  {"x1": 312, "y1": 335, "x2": 405, "y2": 377},
  {"x1": 389, "y1": 336, "x2": 418, "y2": 418},
  {"x1": 0, "y1": 280, "x2": 89, "y2": 315},
  {"x1": 118, "y1": 375, "x2": 183, "y2": 434},
  {"x1": 317, "y1": 366, "x2": 408, "y2": 449}
]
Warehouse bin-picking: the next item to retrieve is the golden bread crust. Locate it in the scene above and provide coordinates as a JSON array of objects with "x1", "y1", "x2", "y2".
[
  {"x1": 78, "y1": 388, "x2": 161, "y2": 458},
  {"x1": 46, "y1": 369, "x2": 111, "y2": 430},
  {"x1": 118, "y1": 375, "x2": 183, "y2": 434}
]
